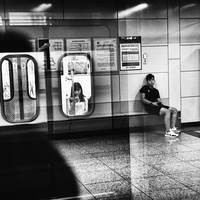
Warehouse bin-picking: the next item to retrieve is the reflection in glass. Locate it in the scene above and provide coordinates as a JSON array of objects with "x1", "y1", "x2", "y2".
[
  {"x1": 68, "y1": 82, "x2": 88, "y2": 116},
  {"x1": 27, "y1": 59, "x2": 36, "y2": 99},
  {"x1": 2, "y1": 60, "x2": 11, "y2": 100},
  {"x1": 61, "y1": 53, "x2": 91, "y2": 116}
]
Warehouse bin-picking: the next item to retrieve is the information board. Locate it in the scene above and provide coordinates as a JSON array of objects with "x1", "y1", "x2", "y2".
[
  {"x1": 93, "y1": 38, "x2": 117, "y2": 72},
  {"x1": 119, "y1": 36, "x2": 141, "y2": 71}
]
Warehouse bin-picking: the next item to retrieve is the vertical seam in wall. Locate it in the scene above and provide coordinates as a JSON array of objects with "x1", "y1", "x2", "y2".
[
  {"x1": 167, "y1": 0, "x2": 170, "y2": 104},
  {"x1": 179, "y1": 0, "x2": 182, "y2": 114}
]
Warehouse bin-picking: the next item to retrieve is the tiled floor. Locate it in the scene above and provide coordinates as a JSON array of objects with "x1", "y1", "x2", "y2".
[{"x1": 52, "y1": 127, "x2": 200, "y2": 200}]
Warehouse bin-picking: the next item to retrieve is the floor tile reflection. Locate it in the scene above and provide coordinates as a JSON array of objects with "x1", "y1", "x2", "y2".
[{"x1": 52, "y1": 128, "x2": 200, "y2": 199}]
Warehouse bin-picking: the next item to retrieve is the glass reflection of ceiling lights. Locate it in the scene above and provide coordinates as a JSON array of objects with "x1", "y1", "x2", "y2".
[
  {"x1": 118, "y1": 3, "x2": 148, "y2": 18},
  {"x1": 0, "y1": 16, "x2": 3, "y2": 26},
  {"x1": 6, "y1": 3, "x2": 52, "y2": 26},
  {"x1": 180, "y1": 3, "x2": 196, "y2": 11},
  {"x1": 8, "y1": 12, "x2": 48, "y2": 25}
]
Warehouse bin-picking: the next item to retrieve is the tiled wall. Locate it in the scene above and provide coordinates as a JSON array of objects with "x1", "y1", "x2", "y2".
[{"x1": 180, "y1": 1, "x2": 200, "y2": 122}]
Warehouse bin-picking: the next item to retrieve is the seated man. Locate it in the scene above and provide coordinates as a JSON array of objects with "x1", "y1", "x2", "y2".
[{"x1": 139, "y1": 73, "x2": 180, "y2": 137}]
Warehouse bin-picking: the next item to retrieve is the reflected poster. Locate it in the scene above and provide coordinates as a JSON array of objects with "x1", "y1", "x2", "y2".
[{"x1": 61, "y1": 53, "x2": 91, "y2": 116}]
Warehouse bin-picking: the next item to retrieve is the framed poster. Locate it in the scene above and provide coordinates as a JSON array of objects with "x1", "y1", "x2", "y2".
[
  {"x1": 60, "y1": 53, "x2": 92, "y2": 116},
  {"x1": 93, "y1": 38, "x2": 117, "y2": 72},
  {"x1": 66, "y1": 38, "x2": 91, "y2": 52},
  {"x1": 37, "y1": 38, "x2": 64, "y2": 71},
  {"x1": 119, "y1": 36, "x2": 141, "y2": 71}
]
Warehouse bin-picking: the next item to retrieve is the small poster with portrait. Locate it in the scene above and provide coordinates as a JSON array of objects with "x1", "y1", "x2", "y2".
[{"x1": 60, "y1": 53, "x2": 92, "y2": 117}]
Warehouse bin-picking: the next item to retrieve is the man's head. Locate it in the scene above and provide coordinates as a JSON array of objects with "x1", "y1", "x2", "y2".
[{"x1": 146, "y1": 74, "x2": 155, "y2": 88}]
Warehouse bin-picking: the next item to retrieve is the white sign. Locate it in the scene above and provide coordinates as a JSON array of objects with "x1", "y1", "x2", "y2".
[
  {"x1": 120, "y1": 43, "x2": 141, "y2": 70},
  {"x1": 66, "y1": 39, "x2": 91, "y2": 52},
  {"x1": 93, "y1": 38, "x2": 117, "y2": 72}
]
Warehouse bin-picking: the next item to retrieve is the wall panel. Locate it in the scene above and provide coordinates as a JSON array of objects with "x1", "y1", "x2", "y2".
[
  {"x1": 141, "y1": 46, "x2": 168, "y2": 73},
  {"x1": 119, "y1": 19, "x2": 167, "y2": 45},
  {"x1": 64, "y1": 0, "x2": 117, "y2": 19},
  {"x1": 169, "y1": 60, "x2": 180, "y2": 110},
  {"x1": 7, "y1": 27, "x2": 44, "y2": 38},
  {"x1": 181, "y1": 45, "x2": 200, "y2": 71},
  {"x1": 181, "y1": 71, "x2": 200, "y2": 97},
  {"x1": 4, "y1": 0, "x2": 64, "y2": 19},
  {"x1": 49, "y1": 26, "x2": 111, "y2": 38},
  {"x1": 93, "y1": 75, "x2": 112, "y2": 103},
  {"x1": 182, "y1": 97, "x2": 200, "y2": 123},
  {"x1": 180, "y1": 19, "x2": 200, "y2": 44},
  {"x1": 118, "y1": 0, "x2": 167, "y2": 19},
  {"x1": 180, "y1": 0, "x2": 200, "y2": 18}
]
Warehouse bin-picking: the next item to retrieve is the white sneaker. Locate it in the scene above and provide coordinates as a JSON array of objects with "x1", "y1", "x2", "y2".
[
  {"x1": 171, "y1": 127, "x2": 181, "y2": 134},
  {"x1": 165, "y1": 129, "x2": 179, "y2": 137}
]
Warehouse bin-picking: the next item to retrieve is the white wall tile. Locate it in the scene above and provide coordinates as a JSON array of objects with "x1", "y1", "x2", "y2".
[
  {"x1": 93, "y1": 75, "x2": 111, "y2": 103},
  {"x1": 181, "y1": 97, "x2": 200, "y2": 123},
  {"x1": 119, "y1": 20, "x2": 167, "y2": 45},
  {"x1": 141, "y1": 46, "x2": 168, "y2": 73},
  {"x1": 181, "y1": 45, "x2": 200, "y2": 71},
  {"x1": 169, "y1": 60, "x2": 181, "y2": 110},
  {"x1": 181, "y1": 71, "x2": 200, "y2": 97},
  {"x1": 180, "y1": 19, "x2": 200, "y2": 44}
]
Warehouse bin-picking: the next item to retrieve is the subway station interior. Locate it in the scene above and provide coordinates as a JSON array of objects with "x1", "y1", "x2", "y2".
[{"x1": 1, "y1": 0, "x2": 200, "y2": 199}]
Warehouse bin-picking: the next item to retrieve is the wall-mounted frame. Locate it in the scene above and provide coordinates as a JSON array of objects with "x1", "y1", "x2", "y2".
[
  {"x1": 37, "y1": 38, "x2": 64, "y2": 71},
  {"x1": 119, "y1": 36, "x2": 141, "y2": 71},
  {"x1": 93, "y1": 38, "x2": 117, "y2": 72},
  {"x1": 59, "y1": 52, "x2": 93, "y2": 117},
  {"x1": 66, "y1": 38, "x2": 91, "y2": 52}
]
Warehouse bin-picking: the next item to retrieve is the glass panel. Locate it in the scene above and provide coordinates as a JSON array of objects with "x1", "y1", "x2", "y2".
[
  {"x1": 48, "y1": 19, "x2": 118, "y2": 38},
  {"x1": 180, "y1": 0, "x2": 200, "y2": 18},
  {"x1": 118, "y1": 0, "x2": 167, "y2": 19},
  {"x1": 180, "y1": 19, "x2": 200, "y2": 44},
  {"x1": 119, "y1": 19, "x2": 167, "y2": 45},
  {"x1": 64, "y1": 0, "x2": 117, "y2": 19},
  {"x1": 0, "y1": 0, "x2": 4, "y2": 23},
  {"x1": 4, "y1": 0, "x2": 63, "y2": 21}
]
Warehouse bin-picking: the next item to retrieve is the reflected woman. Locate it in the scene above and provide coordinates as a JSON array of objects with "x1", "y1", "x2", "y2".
[{"x1": 68, "y1": 82, "x2": 88, "y2": 116}]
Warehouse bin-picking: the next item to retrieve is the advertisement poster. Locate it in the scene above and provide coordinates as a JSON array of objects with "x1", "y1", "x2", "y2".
[
  {"x1": 66, "y1": 39, "x2": 91, "y2": 52},
  {"x1": 93, "y1": 38, "x2": 117, "y2": 72},
  {"x1": 37, "y1": 38, "x2": 64, "y2": 71},
  {"x1": 61, "y1": 54, "x2": 91, "y2": 116},
  {"x1": 119, "y1": 36, "x2": 141, "y2": 71}
]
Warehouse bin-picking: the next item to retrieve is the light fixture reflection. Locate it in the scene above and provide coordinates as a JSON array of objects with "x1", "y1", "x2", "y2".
[
  {"x1": 119, "y1": 3, "x2": 148, "y2": 18},
  {"x1": 32, "y1": 3, "x2": 52, "y2": 12},
  {"x1": 180, "y1": 3, "x2": 196, "y2": 11},
  {"x1": 0, "y1": 16, "x2": 3, "y2": 26}
]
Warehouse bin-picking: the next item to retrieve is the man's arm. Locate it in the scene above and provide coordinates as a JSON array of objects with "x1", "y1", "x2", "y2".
[
  {"x1": 140, "y1": 93, "x2": 153, "y2": 105},
  {"x1": 157, "y1": 98, "x2": 162, "y2": 103}
]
